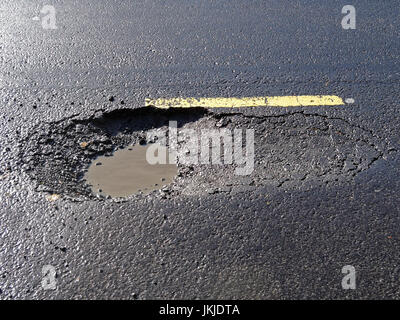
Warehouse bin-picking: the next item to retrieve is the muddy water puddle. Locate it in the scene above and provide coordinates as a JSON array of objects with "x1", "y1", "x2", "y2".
[{"x1": 84, "y1": 144, "x2": 177, "y2": 198}]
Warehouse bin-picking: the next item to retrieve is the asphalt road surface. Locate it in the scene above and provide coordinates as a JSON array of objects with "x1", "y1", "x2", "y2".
[{"x1": 1, "y1": 0, "x2": 400, "y2": 299}]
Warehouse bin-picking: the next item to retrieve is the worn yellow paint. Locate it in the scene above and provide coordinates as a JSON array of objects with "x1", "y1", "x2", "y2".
[{"x1": 145, "y1": 95, "x2": 344, "y2": 109}]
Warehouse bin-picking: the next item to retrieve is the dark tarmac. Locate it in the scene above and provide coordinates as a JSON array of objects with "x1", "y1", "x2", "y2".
[{"x1": 0, "y1": 0, "x2": 400, "y2": 299}]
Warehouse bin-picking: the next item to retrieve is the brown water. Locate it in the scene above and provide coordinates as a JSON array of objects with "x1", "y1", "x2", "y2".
[{"x1": 84, "y1": 144, "x2": 178, "y2": 198}]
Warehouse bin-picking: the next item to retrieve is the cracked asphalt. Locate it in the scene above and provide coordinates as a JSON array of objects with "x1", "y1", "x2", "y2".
[{"x1": 1, "y1": 0, "x2": 400, "y2": 299}]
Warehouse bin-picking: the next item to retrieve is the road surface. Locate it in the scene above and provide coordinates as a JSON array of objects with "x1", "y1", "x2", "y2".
[{"x1": 0, "y1": 0, "x2": 400, "y2": 299}]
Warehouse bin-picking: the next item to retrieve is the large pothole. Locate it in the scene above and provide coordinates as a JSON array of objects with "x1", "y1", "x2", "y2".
[{"x1": 19, "y1": 107, "x2": 384, "y2": 200}]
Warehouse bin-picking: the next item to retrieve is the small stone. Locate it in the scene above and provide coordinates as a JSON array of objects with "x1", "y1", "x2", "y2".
[
  {"x1": 80, "y1": 141, "x2": 88, "y2": 149},
  {"x1": 46, "y1": 194, "x2": 60, "y2": 202},
  {"x1": 108, "y1": 96, "x2": 115, "y2": 102}
]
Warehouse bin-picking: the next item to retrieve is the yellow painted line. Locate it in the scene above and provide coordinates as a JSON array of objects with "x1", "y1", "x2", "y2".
[{"x1": 145, "y1": 95, "x2": 344, "y2": 109}]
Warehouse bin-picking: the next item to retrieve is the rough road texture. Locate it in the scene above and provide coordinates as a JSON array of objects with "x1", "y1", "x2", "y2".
[{"x1": 0, "y1": 0, "x2": 400, "y2": 299}]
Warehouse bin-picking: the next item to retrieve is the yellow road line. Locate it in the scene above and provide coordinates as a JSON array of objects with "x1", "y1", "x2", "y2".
[{"x1": 145, "y1": 95, "x2": 344, "y2": 109}]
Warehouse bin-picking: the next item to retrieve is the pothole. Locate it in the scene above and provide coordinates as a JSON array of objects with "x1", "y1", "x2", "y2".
[
  {"x1": 19, "y1": 107, "x2": 207, "y2": 199},
  {"x1": 19, "y1": 107, "x2": 384, "y2": 200}
]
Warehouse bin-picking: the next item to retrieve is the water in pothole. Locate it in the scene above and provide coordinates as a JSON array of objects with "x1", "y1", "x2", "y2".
[{"x1": 84, "y1": 144, "x2": 178, "y2": 198}]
